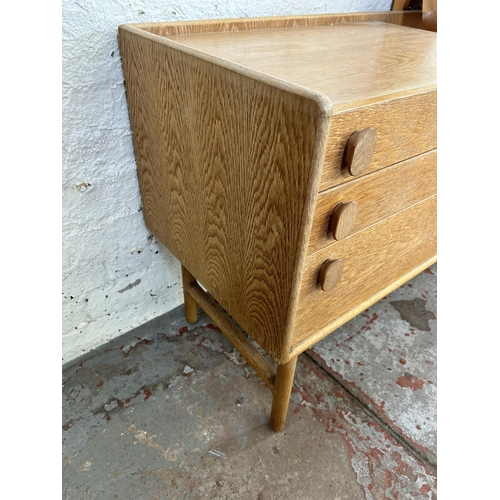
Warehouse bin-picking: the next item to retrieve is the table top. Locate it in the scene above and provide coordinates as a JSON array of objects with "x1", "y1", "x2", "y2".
[{"x1": 163, "y1": 22, "x2": 436, "y2": 113}]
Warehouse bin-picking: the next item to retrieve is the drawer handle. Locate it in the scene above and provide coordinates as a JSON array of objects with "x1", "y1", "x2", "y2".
[
  {"x1": 329, "y1": 201, "x2": 358, "y2": 240},
  {"x1": 342, "y1": 127, "x2": 377, "y2": 176},
  {"x1": 318, "y1": 259, "x2": 344, "y2": 292}
]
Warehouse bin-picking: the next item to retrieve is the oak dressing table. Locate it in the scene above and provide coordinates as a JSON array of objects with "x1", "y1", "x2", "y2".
[{"x1": 119, "y1": 11, "x2": 436, "y2": 431}]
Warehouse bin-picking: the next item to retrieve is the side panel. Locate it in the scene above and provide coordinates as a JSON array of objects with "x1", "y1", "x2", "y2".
[{"x1": 119, "y1": 30, "x2": 325, "y2": 361}]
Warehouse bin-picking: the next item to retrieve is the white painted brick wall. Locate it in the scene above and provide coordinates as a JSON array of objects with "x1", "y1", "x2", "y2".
[{"x1": 62, "y1": 0, "x2": 392, "y2": 364}]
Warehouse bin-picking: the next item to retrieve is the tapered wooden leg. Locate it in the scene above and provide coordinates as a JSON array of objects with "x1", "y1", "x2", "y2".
[
  {"x1": 269, "y1": 355, "x2": 298, "y2": 432},
  {"x1": 181, "y1": 265, "x2": 198, "y2": 323}
]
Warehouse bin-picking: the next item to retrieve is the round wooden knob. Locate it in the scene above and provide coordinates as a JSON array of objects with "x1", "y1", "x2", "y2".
[
  {"x1": 329, "y1": 201, "x2": 358, "y2": 240},
  {"x1": 318, "y1": 259, "x2": 344, "y2": 292},
  {"x1": 342, "y1": 127, "x2": 377, "y2": 176}
]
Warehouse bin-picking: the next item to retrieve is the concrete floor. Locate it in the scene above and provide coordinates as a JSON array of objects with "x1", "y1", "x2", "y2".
[{"x1": 62, "y1": 265, "x2": 437, "y2": 499}]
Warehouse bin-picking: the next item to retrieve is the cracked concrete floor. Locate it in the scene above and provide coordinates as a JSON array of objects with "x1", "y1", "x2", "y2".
[{"x1": 62, "y1": 267, "x2": 437, "y2": 499}]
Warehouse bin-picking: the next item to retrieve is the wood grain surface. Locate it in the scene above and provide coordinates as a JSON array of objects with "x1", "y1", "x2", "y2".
[
  {"x1": 290, "y1": 256, "x2": 436, "y2": 358},
  {"x1": 187, "y1": 281, "x2": 276, "y2": 388},
  {"x1": 120, "y1": 20, "x2": 436, "y2": 194},
  {"x1": 329, "y1": 201, "x2": 359, "y2": 241},
  {"x1": 342, "y1": 127, "x2": 378, "y2": 177},
  {"x1": 119, "y1": 28, "x2": 330, "y2": 363},
  {"x1": 423, "y1": 0, "x2": 437, "y2": 32},
  {"x1": 119, "y1": 14, "x2": 437, "y2": 368},
  {"x1": 269, "y1": 356, "x2": 298, "y2": 432},
  {"x1": 309, "y1": 149, "x2": 437, "y2": 254},
  {"x1": 321, "y1": 90, "x2": 436, "y2": 190},
  {"x1": 182, "y1": 265, "x2": 199, "y2": 324},
  {"x1": 133, "y1": 11, "x2": 425, "y2": 37},
  {"x1": 318, "y1": 259, "x2": 344, "y2": 292},
  {"x1": 293, "y1": 195, "x2": 437, "y2": 349},
  {"x1": 392, "y1": 0, "x2": 411, "y2": 10},
  {"x1": 159, "y1": 22, "x2": 436, "y2": 113}
]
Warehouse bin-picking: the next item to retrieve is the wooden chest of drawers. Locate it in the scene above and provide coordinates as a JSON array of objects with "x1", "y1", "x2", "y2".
[{"x1": 119, "y1": 11, "x2": 436, "y2": 431}]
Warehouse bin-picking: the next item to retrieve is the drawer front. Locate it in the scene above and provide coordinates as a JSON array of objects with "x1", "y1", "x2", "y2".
[
  {"x1": 293, "y1": 195, "x2": 436, "y2": 345},
  {"x1": 308, "y1": 149, "x2": 436, "y2": 254},
  {"x1": 320, "y1": 90, "x2": 436, "y2": 191}
]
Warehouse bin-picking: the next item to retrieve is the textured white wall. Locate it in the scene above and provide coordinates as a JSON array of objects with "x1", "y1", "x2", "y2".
[{"x1": 62, "y1": 0, "x2": 392, "y2": 364}]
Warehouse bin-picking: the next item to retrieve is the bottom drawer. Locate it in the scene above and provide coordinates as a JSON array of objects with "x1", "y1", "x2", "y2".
[{"x1": 292, "y1": 195, "x2": 436, "y2": 349}]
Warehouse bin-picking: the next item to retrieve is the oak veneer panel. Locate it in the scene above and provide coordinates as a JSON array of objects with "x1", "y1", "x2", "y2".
[
  {"x1": 321, "y1": 90, "x2": 436, "y2": 190},
  {"x1": 392, "y1": 0, "x2": 411, "y2": 9},
  {"x1": 119, "y1": 14, "x2": 437, "y2": 428},
  {"x1": 423, "y1": 0, "x2": 437, "y2": 32},
  {"x1": 156, "y1": 22, "x2": 436, "y2": 192},
  {"x1": 138, "y1": 11, "x2": 425, "y2": 38},
  {"x1": 293, "y1": 195, "x2": 437, "y2": 347},
  {"x1": 119, "y1": 29, "x2": 330, "y2": 363},
  {"x1": 309, "y1": 149, "x2": 437, "y2": 254},
  {"x1": 162, "y1": 23, "x2": 436, "y2": 113}
]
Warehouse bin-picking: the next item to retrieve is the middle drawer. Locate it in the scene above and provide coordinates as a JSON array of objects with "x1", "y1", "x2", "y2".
[{"x1": 308, "y1": 149, "x2": 436, "y2": 255}]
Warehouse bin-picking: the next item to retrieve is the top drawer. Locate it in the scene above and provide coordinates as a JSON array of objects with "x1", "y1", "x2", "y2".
[{"x1": 320, "y1": 90, "x2": 436, "y2": 191}]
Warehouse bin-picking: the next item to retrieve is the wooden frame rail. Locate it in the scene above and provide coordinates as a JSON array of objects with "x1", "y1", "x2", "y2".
[{"x1": 182, "y1": 265, "x2": 297, "y2": 431}]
